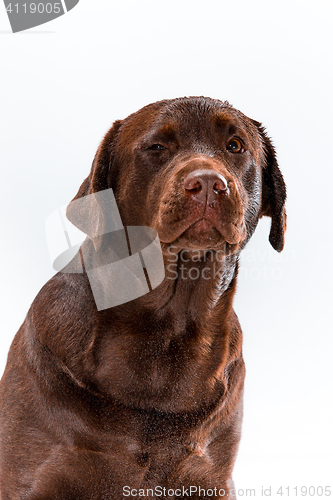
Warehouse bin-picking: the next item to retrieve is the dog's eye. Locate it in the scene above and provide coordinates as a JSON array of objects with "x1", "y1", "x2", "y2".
[
  {"x1": 148, "y1": 144, "x2": 166, "y2": 151},
  {"x1": 226, "y1": 139, "x2": 243, "y2": 153}
]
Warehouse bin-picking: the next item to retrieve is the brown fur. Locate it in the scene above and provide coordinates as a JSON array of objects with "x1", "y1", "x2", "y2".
[{"x1": 0, "y1": 97, "x2": 286, "y2": 499}]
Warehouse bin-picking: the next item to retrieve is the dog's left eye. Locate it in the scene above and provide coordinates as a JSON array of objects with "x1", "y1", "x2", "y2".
[
  {"x1": 148, "y1": 144, "x2": 166, "y2": 151},
  {"x1": 226, "y1": 139, "x2": 244, "y2": 153}
]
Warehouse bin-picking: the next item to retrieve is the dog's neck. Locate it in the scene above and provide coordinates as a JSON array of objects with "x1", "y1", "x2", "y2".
[{"x1": 127, "y1": 249, "x2": 240, "y2": 333}]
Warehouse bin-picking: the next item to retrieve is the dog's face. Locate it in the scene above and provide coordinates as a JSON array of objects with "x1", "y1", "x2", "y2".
[{"x1": 68, "y1": 97, "x2": 286, "y2": 255}]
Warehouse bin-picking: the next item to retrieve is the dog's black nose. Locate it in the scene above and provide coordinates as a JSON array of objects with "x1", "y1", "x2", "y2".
[{"x1": 184, "y1": 169, "x2": 229, "y2": 203}]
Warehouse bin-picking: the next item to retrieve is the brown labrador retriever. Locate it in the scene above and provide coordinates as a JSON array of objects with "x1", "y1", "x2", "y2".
[{"x1": 0, "y1": 97, "x2": 286, "y2": 499}]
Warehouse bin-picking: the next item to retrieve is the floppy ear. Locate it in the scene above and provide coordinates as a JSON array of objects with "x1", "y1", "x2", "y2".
[
  {"x1": 66, "y1": 119, "x2": 123, "y2": 249},
  {"x1": 255, "y1": 122, "x2": 287, "y2": 252}
]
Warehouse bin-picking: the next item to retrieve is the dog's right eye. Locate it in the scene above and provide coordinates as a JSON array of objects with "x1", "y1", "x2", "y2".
[{"x1": 148, "y1": 144, "x2": 166, "y2": 151}]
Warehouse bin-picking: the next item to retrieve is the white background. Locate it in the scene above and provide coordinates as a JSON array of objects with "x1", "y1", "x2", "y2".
[{"x1": 0, "y1": 1, "x2": 332, "y2": 497}]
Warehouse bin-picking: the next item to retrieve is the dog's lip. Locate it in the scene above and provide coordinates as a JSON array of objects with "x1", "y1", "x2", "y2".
[
  {"x1": 158, "y1": 217, "x2": 241, "y2": 246},
  {"x1": 158, "y1": 217, "x2": 213, "y2": 244},
  {"x1": 181, "y1": 218, "x2": 222, "y2": 243}
]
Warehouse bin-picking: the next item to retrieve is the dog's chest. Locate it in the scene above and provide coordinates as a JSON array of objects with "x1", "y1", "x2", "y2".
[{"x1": 90, "y1": 412, "x2": 216, "y2": 495}]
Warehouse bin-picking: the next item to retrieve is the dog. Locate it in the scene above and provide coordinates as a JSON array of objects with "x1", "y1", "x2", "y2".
[{"x1": 0, "y1": 97, "x2": 286, "y2": 499}]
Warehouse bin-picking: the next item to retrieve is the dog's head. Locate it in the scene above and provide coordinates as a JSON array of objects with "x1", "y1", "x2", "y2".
[{"x1": 67, "y1": 97, "x2": 286, "y2": 256}]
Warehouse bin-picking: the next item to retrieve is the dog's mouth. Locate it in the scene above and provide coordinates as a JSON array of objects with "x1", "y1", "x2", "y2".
[
  {"x1": 159, "y1": 216, "x2": 241, "y2": 254},
  {"x1": 175, "y1": 218, "x2": 222, "y2": 245}
]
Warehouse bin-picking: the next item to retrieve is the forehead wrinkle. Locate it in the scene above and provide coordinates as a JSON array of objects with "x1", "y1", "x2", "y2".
[
  {"x1": 191, "y1": 142, "x2": 216, "y2": 156},
  {"x1": 159, "y1": 123, "x2": 177, "y2": 135},
  {"x1": 215, "y1": 111, "x2": 246, "y2": 134},
  {"x1": 147, "y1": 119, "x2": 179, "y2": 141},
  {"x1": 214, "y1": 111, "x2": 232, "y2": 126}
]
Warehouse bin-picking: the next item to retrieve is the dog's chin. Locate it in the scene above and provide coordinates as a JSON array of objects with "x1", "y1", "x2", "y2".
[
  {"x1": 179, "y1": 219, "x2": 222, "y2": 247},
  {"x1": 160, "y1": 219, "x2": 239, "y2": 255}
]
